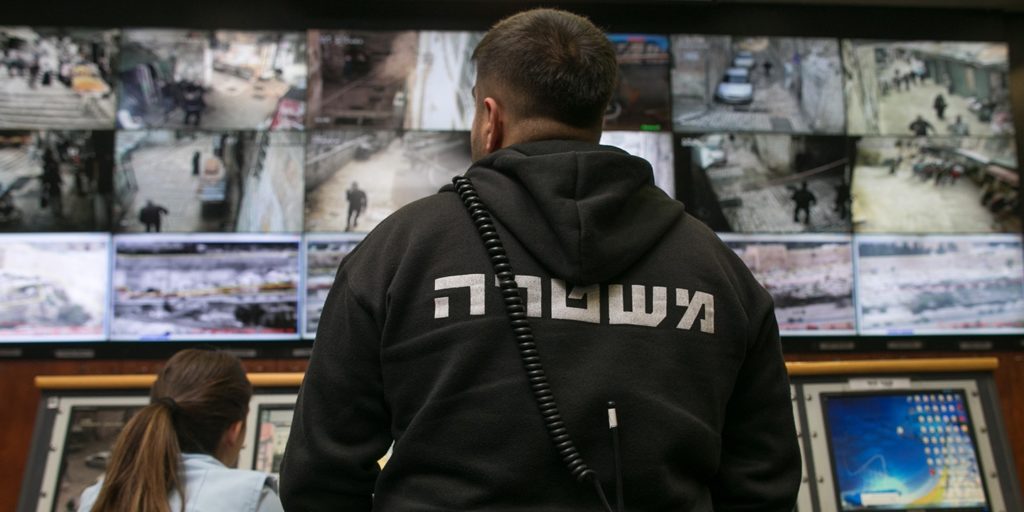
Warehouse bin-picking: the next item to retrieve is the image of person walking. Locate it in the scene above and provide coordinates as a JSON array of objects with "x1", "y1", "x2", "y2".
[
  {"x1": 909, "y1": 115, "x2": 935, "y2": 136},
  {"x1": 139, "y1": 199, "x2": 169, "y2": 232},
  {"x1": 933, "y1": 94, "x2": 948, "y2": 120},
  {"x1": 345, "y1": 182, "x2": 367, "y2": 231},
  {"x1": 791, "y1": 181, "x2": 817, "y2": 225}
]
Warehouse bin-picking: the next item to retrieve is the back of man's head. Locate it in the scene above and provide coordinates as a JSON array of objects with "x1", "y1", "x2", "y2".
[{"x1": 472, "y1": 9, "x2": 618, "y2": 131}]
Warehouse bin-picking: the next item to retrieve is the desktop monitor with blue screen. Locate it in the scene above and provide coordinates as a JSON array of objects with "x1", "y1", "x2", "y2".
[
  {"x1": 804, "y1": 379, "x2": 1014, "y2": 512},
  {"x1": 822, "y1": 390, "x2": 989, "y2": 511}
]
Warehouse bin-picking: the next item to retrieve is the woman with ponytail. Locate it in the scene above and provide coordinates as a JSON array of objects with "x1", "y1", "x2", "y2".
[{"x1": 77, "y1": 349, "x2": 283, "y2": 512}]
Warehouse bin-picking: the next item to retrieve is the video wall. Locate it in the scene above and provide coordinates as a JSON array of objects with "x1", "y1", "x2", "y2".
[{"x1": 0, "y1": 27, "x2": 1019, "y2": 342}]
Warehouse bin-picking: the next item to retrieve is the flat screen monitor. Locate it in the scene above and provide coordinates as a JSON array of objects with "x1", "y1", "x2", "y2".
[
  {"x1": 675, "y1": 133, "x2": 850, "y2": 233},
  {"x1": 403, "y1": 31, "x2": 482, "y2": 131},
  {"x1": 210, "y1": 31, "x2": 308, "y2": 131},
  {"x1": 854, "y1": 234, "x2": 1024, "y2": 335},
  {"x1": 34, "y1": 396, "x2": 147, "y2": 512},
  {"x1": 253, "y1": 404, "x2": 294, "y2": 476},
  {"x1": 0, "y1": 27, "x2": 118, "y2": 130},
  {"x1": 0, "y1": 129, "x2": 114, "y2": 232},
  {"x1": 825, "y1": 391, "x2": 986, "y2": 509},
  {"x1": 303, "y1": 233, "x2": 364, "y2": 338},
  {"x1": 111, "y1": 233, "x2": 301, "y2": 341},
  {"x1": 671, "y1": 35, "x2": 844, "y2": 134},
  {"x1": 113, "y1": 130, "x2": 305, "y2": 233},
  {"x1": 304, "y1": 130, "x2": 470, "y2": 233},
  {"x1": 117, "y1": 29, "x2": 306, "y2": 130},
  {"x1": 720, "y1": 234, "x2": 855, "y2": 335},
  {"x1": 239, "y1": 393, "x2": 298, "y2": 476},
  {"x1": 307, "y1": 30, "x2": 418, "y2": 129},
  {"x1": 599, "y1": 131, "x2": 675, "y2": 198},
  {"x1": 851, "y1": 136, "x2": 1018, "y2": 234},
  {"x1": 606, "y1": 34, "x2": 671, "y2": 131},
  {"x1": 842, "y1": 40, "x2": 1014, "y2": 137},
  {"x1": 803, "y1": 379, "x2": 1008, "y2": 512},
  {"x1": 0, "y1": 233, "x2": 110, "y2": 342}
]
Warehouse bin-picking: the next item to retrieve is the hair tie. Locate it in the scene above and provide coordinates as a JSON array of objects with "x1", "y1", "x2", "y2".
[{"x1": 155, "y1": 396, "x2": 181, "y2": 416}]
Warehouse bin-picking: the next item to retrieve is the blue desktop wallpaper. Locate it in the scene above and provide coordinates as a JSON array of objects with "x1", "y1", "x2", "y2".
[{"x1": 823, "y1": 391, "x2": 988, "y2": 510}]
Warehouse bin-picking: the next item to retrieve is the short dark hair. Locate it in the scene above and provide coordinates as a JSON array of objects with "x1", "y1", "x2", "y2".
[{"x1": 472, "y1": 9, "x2": 618, "y2": 129}]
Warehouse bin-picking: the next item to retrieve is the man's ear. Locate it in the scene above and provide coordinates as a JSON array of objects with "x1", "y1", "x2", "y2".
[
  {"x1": 225, "y1": 419, "x2": 245, "y2": 448},
  {"x1": 483, "y1": 97, "x2": 504, "y2": 153}
]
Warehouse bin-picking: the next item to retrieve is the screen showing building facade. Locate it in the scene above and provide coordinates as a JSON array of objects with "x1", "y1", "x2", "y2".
[
  {"x1": 855, "y1": 234, "x2": 1024, "y2": 335},
  {"x1": 111, "y1": 233, "x2": 301, "y2": 340},
  {"x1": 721, "y1": 234, "x2": 855, "y2": 335}
]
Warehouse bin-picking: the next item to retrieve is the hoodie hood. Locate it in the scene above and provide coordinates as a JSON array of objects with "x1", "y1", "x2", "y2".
[{"x1": 456, "y1": 139, "x2": 684, "y2": 284}]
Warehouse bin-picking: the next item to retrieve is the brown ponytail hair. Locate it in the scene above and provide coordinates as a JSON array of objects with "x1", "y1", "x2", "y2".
[{"x1": 90, "y1": 349, "x2": 253, "y2": 512}]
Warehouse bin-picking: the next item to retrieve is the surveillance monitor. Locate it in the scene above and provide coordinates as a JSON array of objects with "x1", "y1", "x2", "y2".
[
  {"x1": 111, "y1": 233, "x2": 301, "y2": 341},
  {"x1": 803, "y1": 379, "x2": 1010, "y2": 512}
]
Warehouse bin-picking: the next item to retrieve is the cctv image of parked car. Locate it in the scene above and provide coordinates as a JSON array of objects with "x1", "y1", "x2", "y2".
[
  {"x1": 714, "y1": 67, "x2": 754, "y2": 105},
  {"x1": 672, "y1": 36, "x2": 845, "y2": 134}
]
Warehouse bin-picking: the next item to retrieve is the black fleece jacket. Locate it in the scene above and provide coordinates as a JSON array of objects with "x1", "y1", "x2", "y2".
[{"x1": 280, "y1": 139, "x2": 800, "y2": 511}]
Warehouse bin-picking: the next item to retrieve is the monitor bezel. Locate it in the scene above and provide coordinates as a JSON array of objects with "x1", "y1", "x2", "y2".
[{"x1": 793, "y1": 384, "x2": 816, "y2": 512}]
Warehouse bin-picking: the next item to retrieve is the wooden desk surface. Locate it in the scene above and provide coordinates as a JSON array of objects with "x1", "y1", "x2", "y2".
[{"x1": 35, "y1": 358, "x2": 998, "y2": 390}]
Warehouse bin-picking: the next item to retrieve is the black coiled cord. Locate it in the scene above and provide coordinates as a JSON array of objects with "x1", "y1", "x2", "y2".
[{"x1": 452, "y1": 175, "x2": 613, "y2": 512}]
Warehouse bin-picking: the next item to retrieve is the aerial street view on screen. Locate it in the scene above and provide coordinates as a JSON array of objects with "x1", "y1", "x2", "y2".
[
  {"x1": 111, "y1": 234, "x2": 301, "y2": 340},
  {"x1": 113, "y1": 130, "x2": 304, "y2": 233},
  {"x1": 0, "y1": 233, "x2": 109, "y2": 341},
  {"x1": 54, "y1": 405, "x2": 144, "y2": 512},
  {"x1": 856, "y1": 235, "x2": 1024, "y2": 335},
  {"x1": 852, "y1": 137, "x2": 1018, "y2": 233},
  {"x1": 844, "y1": 40, "x2": 1014, "y2": 136},
  {"x1": 117, "y1": 30, "x2": 307, "y2": 130},
  {"x1": 307, "y1": 30, "x2": 418, "y2": 129},
  {"x1": 304, "y1": 234, "x2": 363, "y2": 337},
  {"x1": 0, "y1": 130, "x2": 113, "y2": 231},
  {"x1": 672, "y1": 36, "x2": 844, "y2": 134},
  {"x1": 0, "y1": 27, "x2": 118, "y2": 129},
  {"x1": 599, "y1": 131, "x2": 675, "y2": 196},
  {"x1": 721, "y1": 235, "x2": 855, "y2": 334},
  {"x1": 404, "y1": 31, "x2": 481, "y2": 131},
  {"x1": 604, "y1": 34, "x2": 671, "y2": 131},
  {"x1": 676, "y1": 133, "x2": 850, "y2": 232},
  {"x1": 304, "y1": 129, "x2": 470, "y2": 233},
  {"x1": 823, "y1": 391, "x2": 989, "y2": 510}
]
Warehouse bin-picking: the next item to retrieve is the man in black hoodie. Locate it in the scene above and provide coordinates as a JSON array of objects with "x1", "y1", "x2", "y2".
[{"x1": 281, "y1": 9, "x2": 800, "y2": 512}]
